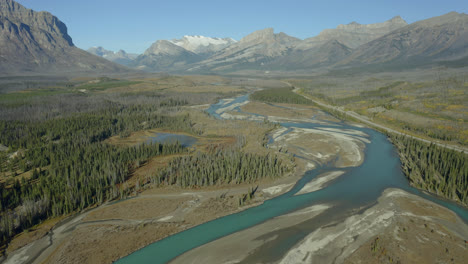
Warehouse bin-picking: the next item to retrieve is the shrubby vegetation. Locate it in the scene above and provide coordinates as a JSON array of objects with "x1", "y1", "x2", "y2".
[
  {"x1": 290, "y1": 72, "x2": 468, "y2": 145},
  {"x1": 390, "y1": 134, "x2": 468, "y2": 206},
  {"x1": 250, "y1": 87, "x2": 311, "y2": 105}
]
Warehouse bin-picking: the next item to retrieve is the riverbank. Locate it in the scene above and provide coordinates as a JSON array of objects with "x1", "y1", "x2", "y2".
[
  {"x1": 5, "y1": 91, "x2": 466, "y2": 264},
  {"x1": 2, "y1": 100, "x2": 313, "y2": 264},
  {"x1": 2, "y1": 166, "x2": 307, "y2": 264},
  {"x1": 41, "y1": 99, "x2": 365, "y2": 264},
  {"x1": 170, "y1": 188, "x2": 468, "y2": 264}
]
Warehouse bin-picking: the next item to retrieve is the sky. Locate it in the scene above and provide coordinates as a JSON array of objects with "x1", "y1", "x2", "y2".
[{"x1": 16, "y1": 0, "x2": 468, "y2": 54}]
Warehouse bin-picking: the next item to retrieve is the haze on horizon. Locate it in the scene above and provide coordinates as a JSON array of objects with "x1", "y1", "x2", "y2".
[{"x1": 14, "y1": 0, "x2": 468, "y2": 54}]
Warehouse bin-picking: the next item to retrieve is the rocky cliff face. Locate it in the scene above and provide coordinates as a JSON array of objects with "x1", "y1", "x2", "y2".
[
  {"x1": 0, "y1": 0, "x2": 73, "y2": 48},
  {"x1": 0, "y1": 0, "x2": 126, "y2": 75}
]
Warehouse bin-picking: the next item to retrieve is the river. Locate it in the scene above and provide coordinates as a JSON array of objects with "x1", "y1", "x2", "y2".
[{"x1": 117, "y1": 94, "x2": 468, "y2": 263}]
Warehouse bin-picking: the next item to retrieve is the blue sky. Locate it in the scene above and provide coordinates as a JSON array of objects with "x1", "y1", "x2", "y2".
[{"x1": 16, "y1": 0, "x2": 468, "y2": 54}]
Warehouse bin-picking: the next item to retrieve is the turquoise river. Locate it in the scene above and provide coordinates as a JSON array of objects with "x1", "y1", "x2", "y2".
[{"x1": 117, "y1": 93, "x2": 468, "y2": 263}]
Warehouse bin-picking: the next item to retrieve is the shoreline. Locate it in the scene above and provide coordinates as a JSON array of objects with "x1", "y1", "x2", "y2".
[
  {"x1": 170, "y1": 188, "x2": 468, "y2": 264},
  {"x1": 5, "y1": 95, "x2": 465, "y2": 264},
  {"x1": 1, "y1": 158, "x2": 306, "y2": 264}
]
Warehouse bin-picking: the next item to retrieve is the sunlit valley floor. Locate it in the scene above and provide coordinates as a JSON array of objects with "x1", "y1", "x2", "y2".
[{"x1": 1, "y1": 75, "x2": 467, "y2": 264}]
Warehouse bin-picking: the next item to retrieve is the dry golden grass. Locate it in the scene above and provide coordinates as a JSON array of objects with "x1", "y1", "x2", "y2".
[{"x1": 288, "y1": 73, "x2": 468, "y2": 146}]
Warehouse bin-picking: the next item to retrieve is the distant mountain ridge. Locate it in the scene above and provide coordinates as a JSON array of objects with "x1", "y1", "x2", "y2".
[
  {"x1": 337, "y1": 12, "x2": 468, "y2": 69},
  {"x1": 298, "y1": 16, "x2": 408, "y2": 49},
  {"x1": 132, "y1": 16, "x2": 412, "y2": 73},
  {"x1": 0, "y1": 0, "x2": 127, "y2": 75},
  {"x1": 187, "y1": 28, "x2": 301, "y2": 73},
  {"x1": 130, "y1": 35, "x2": 237, "y2": 71},
  {"x1": 2, "y1": 0, "x2": 467, "y2": 75},
  {"x1": 87, "y1": 47, "x2": 138, "y2": 66}
]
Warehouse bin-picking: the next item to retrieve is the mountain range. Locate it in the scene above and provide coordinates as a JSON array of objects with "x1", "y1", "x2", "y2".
[
  {"x1": 338, "y1": 12, "x2": 468, "y2": 69},
  {"x1": 101, "y1": 11, "x2": 468, "y2": 74},
  {"x1": 87, "y1": 47, "x2": 138, "y2": 67},
  {"x1": 1, "y1": 0, "x2": 467, "y2": 76}
]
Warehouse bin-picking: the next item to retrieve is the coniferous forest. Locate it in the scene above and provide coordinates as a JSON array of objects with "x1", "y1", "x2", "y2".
[
  {"x1": 0, "y1": 81, "x2": 294, "y2": 250},
  {"x1": 390, "y1": 134, "x2": 468, "y2": 206},
  {"x1": 155, "y1": 149, "x2": 288, "y2": 187},
  {"x1": 0, "y1": 104, "x2": 191, "y2": 246}
]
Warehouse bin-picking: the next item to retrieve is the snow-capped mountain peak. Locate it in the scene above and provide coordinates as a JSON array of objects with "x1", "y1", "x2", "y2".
[{"x1": 169, "y1": 35, "x2": 236, "y2": 54}]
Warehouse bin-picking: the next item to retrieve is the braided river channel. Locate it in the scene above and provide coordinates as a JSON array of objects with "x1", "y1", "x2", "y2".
[{"x1": 117, "y1": 93, "x2": 468, "y2": 264}]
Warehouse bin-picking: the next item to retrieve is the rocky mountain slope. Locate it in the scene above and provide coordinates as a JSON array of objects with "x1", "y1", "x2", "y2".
[
  {"x1": 138, "y1": 17, "x2": 410, "y2": 73},
  {"x1": 254, "y1": 16, "x2": 407, "y2": 71},
  {"x1": 132, "y1": 40, "x2": 202, "y2": 71},
  {"x1": 87, "y1": 47, "x2": 138, "y2": 66},
  {"x1": 3, "y1": 0, "x2": 466, "y2": 75},
  {"x1": 187, "y1": 28, "x2": 301, "y2": 73},
  {"x1": 297, "y1": 16, "x2": 408, "y2": 50},
  {"x1": 269, "y1": 39, "x2": 352, "y2": 70},
  {"x1": 133, "y1": 35, "x2": 237, "y2": 71},
  {"x1": 0, "y1": 0, "x2": 127, "y2": 75},
  {"x1": 158, "y1": 13, "x2": 466, "y2": 74},
  {"x1": 337, "y1": 12, "x2": 468, "y2": 69}
]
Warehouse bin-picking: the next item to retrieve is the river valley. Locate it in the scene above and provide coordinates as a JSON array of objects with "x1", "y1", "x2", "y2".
[
  {"x1": 3, "y1": 91, "x2": 468, "y2": 264},
  {"x1": 117, "y1": 93, "x2": 468, "y2": 263}
]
